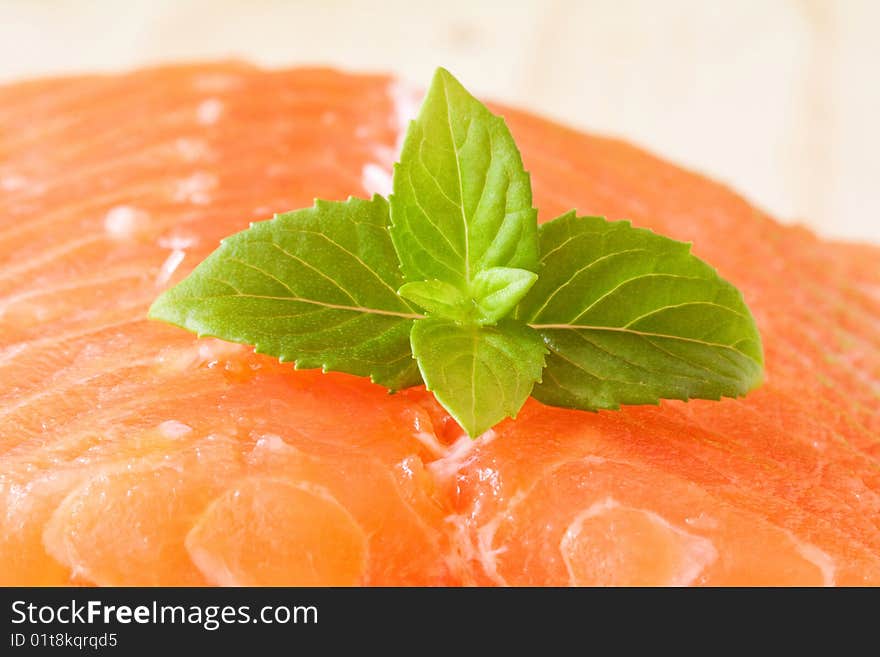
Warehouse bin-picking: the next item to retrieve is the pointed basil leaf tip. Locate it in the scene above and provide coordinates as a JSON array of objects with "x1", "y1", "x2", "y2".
[
  {"x1": 148, "y1": 195, "x2": 423, "y2": 391},
  {"x1": 518, "y1": 212, "x2": 764, "y2": 411},
  {"x1": 411, "y1": 318, "x2": 547, "y2": 438},
  {"x1": 389, "y1": 67, "x2": 539, "y2": 294}
]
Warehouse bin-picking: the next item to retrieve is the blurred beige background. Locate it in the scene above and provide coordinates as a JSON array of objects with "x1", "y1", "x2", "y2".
[{"x1": 1, "y1": 0, "x2": 877, "y2": 243}]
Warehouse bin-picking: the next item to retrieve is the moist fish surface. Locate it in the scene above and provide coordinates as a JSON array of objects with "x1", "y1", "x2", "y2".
[{"x1": 0, "y1": 63, "x2": 878, "y2": 586}]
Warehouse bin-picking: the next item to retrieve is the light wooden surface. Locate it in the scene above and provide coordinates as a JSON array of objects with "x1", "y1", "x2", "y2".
[{"x1": 1, "y1": 0, "x2": 877, "y2": 243}]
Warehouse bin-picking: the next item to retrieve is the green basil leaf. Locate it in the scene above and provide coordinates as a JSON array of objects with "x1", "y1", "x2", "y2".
[
  {"x1": 470, "y1": 267, "x2": 538, "y2": 324},
  {"x1": 520, "y1": 212, "x2": 764, "y2": 409},
  {"x1": 390, "y1": 68, "x2": 538, "y2": 291},
  {"x1": 149, "y1": 196, "x2": 422, "y2": 391}
]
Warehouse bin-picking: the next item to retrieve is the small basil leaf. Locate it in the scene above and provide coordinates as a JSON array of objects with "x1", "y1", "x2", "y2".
[
  {"x1": 470, "y1": 267, "x2": 538, "y2": 324},
  {"x1": 398, "y1": 279, "x2": 471, "y2": 321}
]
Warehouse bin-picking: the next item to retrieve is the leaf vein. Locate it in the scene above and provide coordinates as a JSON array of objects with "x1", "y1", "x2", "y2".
[
  {"x1": 529, "y1": 247, "x2": 649, "y2": 320},
  {"x1": 441, "y1": 76, "x2": 471, "y2": 282},
  {"x1": 273, "y1": 227, "x2": 402, "y2": 299},
  {"x1": 532, "y1": 323, "x2": 760, "y2": 366},
  {"x1": 622, "y1": 300, "x2": 750, "y2": 328},
  {"x1": 183, "y1": 292, "x2": 424, "y2": 319},
  {"x1": 569, "y1": 273, "x2": 706, "y2": 324}
]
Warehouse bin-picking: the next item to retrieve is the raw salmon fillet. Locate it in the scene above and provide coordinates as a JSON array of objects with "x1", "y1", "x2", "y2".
[{"x1": 1, "y1": 63, "x2": 878, "y2": 586}]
